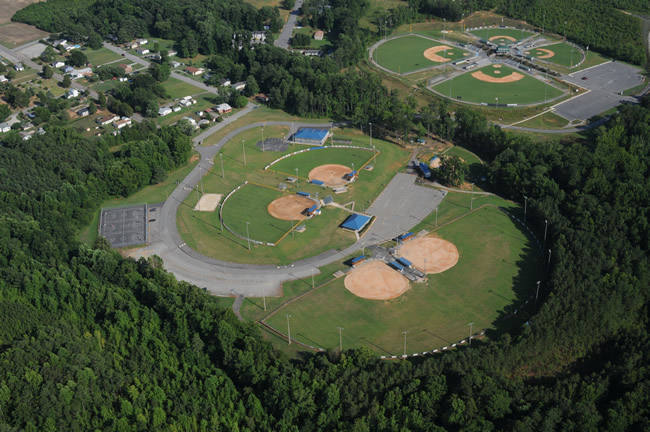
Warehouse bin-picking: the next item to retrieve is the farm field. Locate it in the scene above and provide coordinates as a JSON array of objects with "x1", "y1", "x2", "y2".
[
  {"x1": 374, "y1": 35, "x2": 472, "y2": 73},
  {"x1": 432, "y1": 64, "x2": 565, "y2": 105}
]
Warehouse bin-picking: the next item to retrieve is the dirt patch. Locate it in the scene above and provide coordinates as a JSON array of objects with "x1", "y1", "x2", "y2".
[
  {"x1": 194, "y1": 193, "x2": 222, "y2": 212},
  {"x1": 471, "y1": 70, "x2": 524, "y2": 83},
  {"x1": 535, "y1": 48, "x2": 555, "y2": 59},
  {"x1": 430, "y1": 157, "x2": 441, "y2": 169},
  {"x1": 399, "y1": 236, "x2": 459, "y2": 274},
  {"x1": 463, "y1": 53, "x2": 470, "y2": 56},
  {"x1": 0, "y1": 22, "x2": 49, "y2": 46},
  {"x1": 189, "y1": 154, "x2": 200, "y2": 163},
  {"x1": 308, "y1": 164, "x2": 350, "y2": 187},
  {"x1": 493, "y1": 64, "x2": 502, "y2": 68},
  {"x1": 488, "y1": 35, "x2": 517, "y2": 42},
  {"x1": 344, "y1": 260, "x2": 410, "y2": 300},
  {"x1": 423, "y1": 45, "x2": 454, "y2": 63},
  {"x1": 267, "y1": 195, "x2": 314, "y2": 221},
  {"x1": 494, "y1": 70, "x2": 501, "y2": 74}
]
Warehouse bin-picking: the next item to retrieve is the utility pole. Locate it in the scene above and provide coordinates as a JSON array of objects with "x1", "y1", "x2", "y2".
[
  {"x1": 312, "y1": 267, "x2": 315, "y2": 289},
  {"x1": 523, "y1": 195, "x2": 528, "y2": 222},
  {"x1": 402, "y1": 331, "x2": 409, "y2": 357},
  {"x1": 470, "y1": 183, "x2": 475, "y2": 210},
  {"x1": 295, "y1": 167, "x2": 298, "y2": 181},
  {"x1": 262, "y1": 285, "x2": 266, "y2": 311},
  {"x1": 286, "y1": 314, "x2": 291, "y2": 344},
  {"x1": 262, "y1": 123, "x2": 265, "y2": 152},
  {"x1": 468, "y1": 322, "x2": 473, "y2": 345},
  {"x1": 337, "y1": 327, "x2": 344, "y2": 351},
  {"x1": 245, "y1": 222, "x2": 251, "y2": 251},
  {"x1": 242, "y1": 140, "x2": 246, "y2": 165},
  {"x1": 369, "y1": 122, "x2": 372, "y2": 148},
  {"x1": 534, "y1": 280, "x2": 540, "y2": 310},
  {"x1": 196, "y1": 187, "x2": 200, "y2": 211},
  {"x1": 219, "y1": 153, "x2": 224, "y2": 179},
  {"x1": 543, "y1": 219, "x2": 548, "y2": 250}
]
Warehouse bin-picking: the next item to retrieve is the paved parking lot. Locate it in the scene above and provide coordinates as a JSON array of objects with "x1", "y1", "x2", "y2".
[
  {"x1": 363, "y1": 173, "x2": 446, "y2": 244},
  {"x1": 100, "y1": 204, "x2": 148, "y2": 248}
]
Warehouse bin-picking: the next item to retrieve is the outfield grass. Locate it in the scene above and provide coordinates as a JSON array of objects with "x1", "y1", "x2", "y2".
[
  {"x1": 432, "y1": 64, "x2": 564, "y2": 105},
  {"x1": 469, "y1": 27, "x2": 535, "y2": 44},
  {"x1": 525, "y1": 42, "x2": 583, "y2": 68},
  {"x1": 177, "y1": 125, "x2": 409, "y2": 264},
  {"x1": 271, "y1": 146, "x2": 376, "y2": 179},
  {"x1": 515, "y1": 111, "x2": 570, "y2": 129},
  {"x1": 374, "y1": 35, "x2": 472, "y2": 73},
  {"x1": 85, "y1": 47, "x2": 122, "y2": 66},
  {"x1": 264, "y1": 202, "x2": 542, "y2": 354}
]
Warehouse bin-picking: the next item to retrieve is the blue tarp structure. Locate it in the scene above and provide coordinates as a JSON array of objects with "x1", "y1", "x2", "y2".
[
  {"x1": 397, "y1": 257, "x2": 412, "y2": 268},
  {"x1": 341, "y1": 214, "x2": 371, "y2": 231},
  {"x1": 294, "y1": 128, "x2": 329, "y2": 141},
  {"x1": 351, "y1": 255, "x2": 366, "y2": 265},
  {"x1": 296, "y1": 191, "x2": 310, "y2": 197},
  {"x1": 311, "y1": 179, "x2": 325, "y2": 185},
  {"x1": 389, "y1": 261, "x2": 404, "y2": 271}
]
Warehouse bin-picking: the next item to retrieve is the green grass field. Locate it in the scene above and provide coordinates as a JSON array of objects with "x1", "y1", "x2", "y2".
[
  {"x1": 515, "y1": 111, "x2": 570, "y2": 129},
  {"x1": 271, "y1": 146, "x2": 375, "y2": 179},
  {"x1": 524, "y1": 43, "x2": 583, "y2": 68},
  {"x1": 432, "y1": 64, "x2": 564, "y2": 105},
  {"x1": 163, "y1": 77, "x2": 205, "y2": 99},
  {"x1": 85, "y1": 47, "x2": 122, "y2": 67},
  {"x1": 469, "y1": 27, "x2": 535, "y2": 44},
  {"x1": 177, "y1": 125, "x2": 409, "y2": 264},
  {"x1": 374, "y1": 35, "x2": 472, "y2": 73},
  {"x1": 264, "y1": 202, "x2": 542, "y2": 355}
]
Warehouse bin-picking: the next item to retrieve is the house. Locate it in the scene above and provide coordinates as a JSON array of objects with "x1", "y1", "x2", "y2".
[
  {"x1": 37, "y1": 127, "x2": 46, "y2": 136},
  {"x1": 19, "y1": 131, "x2": 34, "y2": 141},
  {"x1": 106, "y1": 34, "x2": 118, "y2": 42},
  {"x1": 114, "y1": 118, "x2": 132, "y2": 129},
  {"x1": 136, "y1": 48, "x2": 150, "y2": 55},
  {"x1": 118, "y1": 77, "x2": 128, "y2": 82},
  {"x1": 181, "y1": 116, "x2": 196, "y2": 126},
  {"x1": 255, "y1": 93, "x2": 270, "y2": 103},
  {"x1": 52, "y1": 61, "x2": 65, "y2": 68},
  {"x1": 125, "y1": 41, "x2": 139, "y2": 50},
  {"x1": 22, "y1": 122, "x2": 34, "y2": 131},
  {"x1": 219, "y1": 78, "x2": 231, "y2": 87},
  {"x1": 185, "y1": 66, "x2": 204, "y2": 76},
  {"x1": 136, "y1": 38, "x2": 148, "y2": 46},
  {"x1": 76, "y1": 67, "x2": 93, "y2": 76},
  {"x1": 169, "y1": 60, "x2": 181, "y2": 68},
  {"x1": 167, "y1": 49, "x2": 177, "y2": 57},
  {"x1": 0, "y1": 123, "x2": 10, "y2": 133},
  {"x1": 96, "y1": 114, "x2": 118, "y2": 125},
  {"x1": 215, "y1": 103, "x2": 232, "y2": 114},
  {"x1": 197, "y1": 119, "x2": 210, "y2": 127},
  {"x1": 69, "y1": 72, "x2": 84, "y2": 80},
  {"x1": 303, "y1": 49, "x2": 323, "y2": 57},
  {"x1": 63, "y1": 65, "x2": 75, "y2": 73},
  {"x1": 77, "y1": 107, "x2": 90, "y2": 117},
  {"x1": 158, "y1": 107, "x2": 172, "y2": 116},
  {"x1": 172, "y1": 106, "x2": 182, "y2": 112},
  {"x1": 66, "y1": 89, "x2": 80, "y2": 99},
  {"x1": 231, "y1": 81, "x2": 246, "y2": 91},
  {"x1": 251, "y1": 31, "x2": 266, "y2": 43},
  {"x1": 14, "y1": 63, "x2": 24, "y2": 72},
  {"x1": 51, "y1": 39, "x2": 67, "y2": 47},
  {"x1": 313, "y1": 30, "x2": 324, "y2": 41},
  {"x1": 118, "y1": 63, "x2": 133, "y2": 73},
  {"x1": 0, "y1": 75, "x2": 7, "y2": 83}
]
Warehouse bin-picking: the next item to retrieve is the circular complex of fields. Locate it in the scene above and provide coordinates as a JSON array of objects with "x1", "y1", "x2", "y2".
[
  {"x1": 344, "y1": 260, "x2": 410, "y2": 300},
  {"x1": 399, "y1": 236, "x2": 459, "y2": 274},
  {"x1": 267, "y1": 195, "x2": 314, "y2": 221},
  {"x1": 308, "y1": 164, "x2": 350, "y2": 187}
]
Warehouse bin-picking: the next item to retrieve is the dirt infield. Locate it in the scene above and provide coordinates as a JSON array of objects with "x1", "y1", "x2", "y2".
[
  {"x1": 194, "y1": 193, "x2": 222, "y2": 212},
  {"x1": 488, "y1": 35, "x2": 517, "y2": 42},
  {"x1": 471, "y1": 70, "x2": 524, "y2": 83},
  {"x1": 423, "y1": 45, "x2": 454, "y2": 62},
  {"x1": 308, "y1": 164, "x2": 350, "y2": 187},
  {"x1": 344, "y1": 260, "x2": 410, "y2": 300},
  {"x1": 267, "y1": 195, "x2": 314, "y2": 221},
  {"x1": 494, "y1": 71, "x2": 501, "y2": 74},
  {"x1": 535, "y1": 48, "x2": 555, "y2": 59},
  {"x1": 399, "y1": 236, "x2": 459, "y2": 274},
  {"x1": 493, "y1": 64, "x2": 502, "y2": 68}
]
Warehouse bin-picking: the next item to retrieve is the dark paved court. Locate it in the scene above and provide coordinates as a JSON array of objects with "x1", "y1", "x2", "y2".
[{"x1": 100, "y1": 204, "x2": 148, "y2": 248}]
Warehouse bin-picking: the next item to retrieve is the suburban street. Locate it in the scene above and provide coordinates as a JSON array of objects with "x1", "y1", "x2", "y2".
[{"x1": 274, "y1": 0, "x2": 304, "y2": 49}]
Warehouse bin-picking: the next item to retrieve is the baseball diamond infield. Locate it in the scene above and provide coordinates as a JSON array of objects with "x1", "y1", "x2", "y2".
[
  {"x1": 399, "y1": 237, "x2": 459, "y2": 274},
  {"x1": 423, "y1": 45, "x2": 455, "y2": 62},
  {"x1": 308, "y1": 164, "x2": 351, "y2": 187},
  {"x1": 344, "y1": 260, "x2": 410, "y2": 300},
  {"x1": 524, "y1": 42, "x2": 584, "y2": 68},
  {"x1": 268, "y1": 195, "x2": 314, "y2": 221}
]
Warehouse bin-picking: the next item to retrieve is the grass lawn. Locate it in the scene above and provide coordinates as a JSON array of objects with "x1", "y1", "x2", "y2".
[
  {"x1": 78, "y1": 154, "x2": 200, "y2": 244},
  {"x1": 92, "y1": 79, "x2": 121, "y2": 94},
  {"x1": 374, "y1": 35, "x2": 472, "y2": 73},
  {"x1": 271, "y1": 146, "x2": 376, "y2": 179},
  {"x1": 515, "y1": 111, "x2": 570, "y2": 129},
  {"x1": 85, "y1": 47, "x2": 122, "y2": 67},
  {"x1": 293, "y1": 26, "x2": 332, "y2": 50},
  {"x1": 264, "y1": 202, "x2": 543, "y2": 354},
  {"x1": 524, "y1": 43, "x2": 583, "y2": 68},
  {"x1": 623, "y1": 81, "x2": 648, "y2": 96},
  {"x1": 177, "y1": 124, "x2": 409, "y2": 264},
  {"x1": 469, "y1": 27, "x2": 535, "y2": 44},
  {"x1": 433, "y1": 64, "x2": 564, "y2": 105},
  {"x1": 163, "y1": 77, "x2": 205, "y2": 99}
]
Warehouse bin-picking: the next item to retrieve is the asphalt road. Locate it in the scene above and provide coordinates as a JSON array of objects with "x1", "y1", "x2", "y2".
[{"x1": 274, "y1": 0, "x2": 304, "y2": 49}]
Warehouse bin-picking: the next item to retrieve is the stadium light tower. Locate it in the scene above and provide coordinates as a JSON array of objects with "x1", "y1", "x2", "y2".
[
  {"x1": 245, "y1": 222, "x2": 251, "y2": 251},
  {"x1": 262, "y1": 285, "x2": 266, "y2": 311},
  {"x1": 523, "y1": 195, "x2": 528, "y2": 222},
  {"x1": 286, "y1": 314, "x2": 292, "y2": 344},
  {"x1": 369, "y1": 122, "x2": 372, "y2": 148},
  {"x1": 470, "y1": 183, "x2": 475, "y2": 210},
  {"x1": 219, "y1": 153, "x2": 224, "y2": 179},
  {"x1": 337, "y1": 327, "x2": 344, "y2": 351},
  {"x1": 242, "y1": 140, "x2": 246, "y2": 165},
  {"x1": 402, "y1": 331, "x2": 409, "y2": 357},
  {"x1": 468, "y1": 322, "x2": 474, "y2": 344},
  {"x1": 262, "y1": 123, "x2": 265, "y2": 152},
  {"x1": 535, "y1": 280, "x2": 540, "y2": 310}
]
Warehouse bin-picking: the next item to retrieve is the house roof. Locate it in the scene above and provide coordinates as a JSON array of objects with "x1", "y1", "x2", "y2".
[{"x1": 341, "y1": 214, "x2": 371, "y2": 231}]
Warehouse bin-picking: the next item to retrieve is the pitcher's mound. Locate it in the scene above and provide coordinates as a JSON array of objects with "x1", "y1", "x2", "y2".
[
  {"x1": 194, "y1": 194, "x2": 222, "y2": 212},
  {"x1": 344, "y1": 261, "x2": 410, "y2": 300},
  {"x1": 309, "y1": 164, "x2": 351, "y2": 187},
  {"x1": 268, "y1": 195, "x2": 314, "y2": 220},
  {"x1": 399, "y1": 236, "x2": 459, "y2": 274}
]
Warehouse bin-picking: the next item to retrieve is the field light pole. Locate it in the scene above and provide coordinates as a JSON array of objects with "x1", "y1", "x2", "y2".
[
  {"x1": 295, "y1": 167, "x2": 298, "y2": 181},
  {"x1": 424, "y1": 258, "x2": 427, "y2": 274},
  {"x1": 245, "y1": 222, "x2": 251, "y2": 251},
  {"x1": 337, "y1": 327, "x2": 344, "y2": 351},
  {"x1": 435, "y1": 207, "x2": 438, "y2": 227},
  {"x1": 312, "y1": 267, "x2": 315, "y2": 289},
  {"x1": 443, "y1": 18, "x2": 446, "y2": 40},
  {"x1": 286, "y1": 314, "x2": 291, "y2": 345},
  {"x1": 468, "y1": 322, "x2": 473, "y2": 345},
  {"x1": 242, "y1": 140, "x2": 246, "y2": 165},
  {"x1": 369, "y1": 122, "x2": 372, "y2": 148},
  {"x1": 534, "y1": 280, "x2": 540, "y2": 310},
  {"x1": 470, "y1": 183, "x2": 475, "y2": 210},
  {"x1": 402, "y1": 331, "x2": 409, "y2": 357},
  {"x1": 196, "y1": 187, "x2": 200, "y2": 211},
  {"x1": 523, "y1": 195, "x2": 528, "y2": 222},
  {"x1": 262, "y1": 123, "x2": 265, "y2": 152},
  {"x1": 543, "y1": 219, "x2": 548, "y2": 250},
  {"x1": 262, "y1": 285, "x2": 266, "y2": 311},
  {"x1": 219, "y1": 153, "x2": 224, "y2": 179}
]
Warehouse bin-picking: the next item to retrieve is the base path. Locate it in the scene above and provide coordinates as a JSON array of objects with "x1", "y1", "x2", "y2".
[
  {"x1": 423, "y1": 45, "x2": 454, "y2": 62},
  {"x1": 308, "y1": 164, "x2": 350, "y2": 186},
  {"x1": 268, "y1": 195, "x2": 313, "y2": 220},
  {"x1": 344, "y1": 261, "x2": 410, "y2": 300},
  {"x1": 399, "y1": 237, "x2": 459, "y2": 273}
]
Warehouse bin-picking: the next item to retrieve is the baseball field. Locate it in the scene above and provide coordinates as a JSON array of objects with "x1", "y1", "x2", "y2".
[
  {"x1": 524, "y1": 42, "x2": 583, "y2": 68},
  {"x1": 373, "y1": 35, "x2": 472, "y2": 74},
  {"x1": 469, "y1": 27, "x2": 535, "y2": 45},
  {"x1": 263, "y1": 194, "x2": 543, "y2": 355},
  {"x1": 432, "y1": 64, "x2": 565, "y2": 105}
]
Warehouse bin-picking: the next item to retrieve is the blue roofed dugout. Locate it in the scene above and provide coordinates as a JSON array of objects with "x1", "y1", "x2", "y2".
[{"x1": 341, "y1": 214, "x2": 371, "y2": 232}]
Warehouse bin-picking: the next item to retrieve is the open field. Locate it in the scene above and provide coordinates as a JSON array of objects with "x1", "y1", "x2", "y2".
[
  {"x1": 177, "y1": 125, "x2": 409, "y2": 264},
  {"x1": 374, "y1": 35, "x2": 472, "y2": 73},
  {"x1": 0, "y1": 0, "x2": 49, "y2": 46},
  {"x1": 468, "y1": 27, "x2": 535, "y2": 44},
  {"x1": 514, "y1": 111, "x2": 570, "y2": 129},
  {"x1": 432, "y1": 64, "x2": 564, "y2": 105},
  {"x1": 163, "y1": 77, "x2": 205, "y2": 99},
  {"x1": 85, "y1": 47, "x2": 123, "y2": 67},
  {"x1": 525, "y1": 42, "x2": 582, "y2": 68},
  {"x1": 271, "y1": 146, "x2": 375, "y2": 179},
  {"x1": 264, "y1": 203, "x2": 542, "y2": 354}
]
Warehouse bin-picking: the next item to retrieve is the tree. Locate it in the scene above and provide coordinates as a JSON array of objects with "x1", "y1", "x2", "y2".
[
  {"x1": 282, "y1": 0, "x2": 295, "y2": 9},
  {"x1": 436, "y1": 155, "x2": 468, "y2": 186},
  {"x1": 39, "y1": 46, "x2": 57, "y2": 63},
  {"x1": 244, "y1": 75, "x2": 259, "y2": 97},
  {"x1": 42, "y1": 65, "x2": 53, "y2": 79},
  {"x1": 88, "y1": 33, "x2": 103, "y2": 50},
  {"x1": 88, "y1": 100, "x2": 97, "y2": 114},
  {"x1": 98, "y1": 92, "x2": 107, "y2": 109},
  {"x1": 68, "y1": 49, "x2": 88, "y2": 67},
  {"x1": 61, "y1": 75, "x2": 71, "y2": 88},
  {"x1": 0, "y1": 104, "x2": 10, "y2": 122},
  {"x1": 292, "y1": 33, "x2": 311, "y2": 48}
]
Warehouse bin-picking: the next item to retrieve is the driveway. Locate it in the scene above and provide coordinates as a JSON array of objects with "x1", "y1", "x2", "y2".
[{"x1": 274, "y1": 0, "x2": 304, "y2": 49}]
